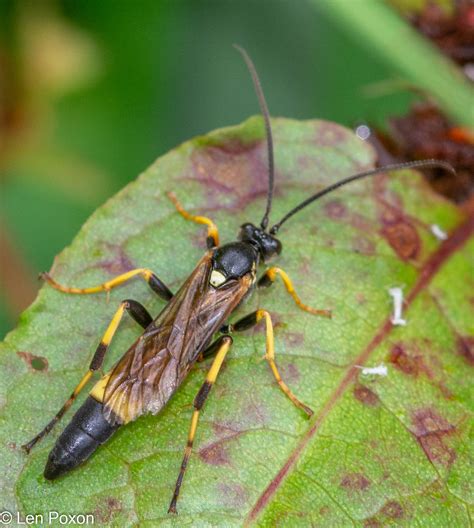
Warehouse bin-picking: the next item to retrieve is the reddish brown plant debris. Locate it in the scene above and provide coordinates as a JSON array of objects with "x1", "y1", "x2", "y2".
[
  {"x1": 410, "y1": 1, "x2": 474, "y2": 67},
  {"x1": 353, "y1": 384, "x2": 380, "y2": 406},
  {"x1": 17, "y1": 351, "x2": 48, "y2": 371},
  {"x1": 457, "y1": 336, "x2": 474, "y2": 365},
  {"x1": 411, "y1": 408, "x2": 457, "y2": 467},
  {"x1": 381, "y1": 221, "x2": 421, "y2": 261},
  {"x1": 340, "y1": 472, "x2": 371, "y2": 491},
  {"x1": 372, "y1": 103, "x2": 474, "y2": 204},
  {"x1": 381, "y1": 500, "x2": 404, "y2": 519}
]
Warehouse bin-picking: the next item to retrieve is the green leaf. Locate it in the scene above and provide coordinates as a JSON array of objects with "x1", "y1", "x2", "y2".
[{"x1": 1, "y1": 118, "x2": 472, "y2": 526}]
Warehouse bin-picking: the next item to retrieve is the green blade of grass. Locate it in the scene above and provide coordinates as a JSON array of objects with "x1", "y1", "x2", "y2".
[{"x1": 314, "y1": 0, "x2": 474, "y2": 127}]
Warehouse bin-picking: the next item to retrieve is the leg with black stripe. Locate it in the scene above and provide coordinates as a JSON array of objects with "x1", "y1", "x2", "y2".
[
  {"x1": 258, "y1": 267, "x2": 331, "y2": 318},
  {"x1": 196, "y1": 337, "x2": 226, "y2": 362},
  {"x1": 227, "y1": 309, "x2": 313, "y2": 417},
  {"x1": 41, "y1": 268, "x2": 173, "y2": 302},
  {"x1": 168, "y1": 335, "x2": 233, "y2": 514},
  {"x1": 22, "y1": 299, "x2": 152, "y2": 453},
  {"x1": 167, "y1": 192, "x2": 219, "y2": 249}
]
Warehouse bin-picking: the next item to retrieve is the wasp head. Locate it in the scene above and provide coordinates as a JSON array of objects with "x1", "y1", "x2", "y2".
[{"x1": 238, "y1": 223, "x2": 282, "y2": 262}]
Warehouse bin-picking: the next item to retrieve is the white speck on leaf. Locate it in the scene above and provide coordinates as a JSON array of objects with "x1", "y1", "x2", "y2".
[
  {"x1": 430, "y1": 224, "x2": 448, "y2": 241},
  {"x1": 355, "y1": 364, "x2": 388, "y2": 376},
  {"x1": 389, "y1": 287, "x2": 407, "y2": 326}
]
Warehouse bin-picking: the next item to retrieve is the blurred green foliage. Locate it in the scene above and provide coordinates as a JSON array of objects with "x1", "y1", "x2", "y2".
[{"x1": 0, "y1": 0, "x2": 469, "y2": 338}]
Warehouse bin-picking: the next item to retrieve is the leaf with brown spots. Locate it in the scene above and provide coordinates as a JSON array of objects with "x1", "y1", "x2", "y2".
[{"x1": 0, "y1": 118, "x2": 472, "y2": 526}]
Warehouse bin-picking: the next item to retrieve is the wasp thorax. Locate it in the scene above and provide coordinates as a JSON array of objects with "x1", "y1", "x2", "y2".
[
  {"x1": 211, "y1": 242, "x2": 258, "y2": 286},
  {"x1": 238, "y1": 223, "x2": 282, "y2": 261}
]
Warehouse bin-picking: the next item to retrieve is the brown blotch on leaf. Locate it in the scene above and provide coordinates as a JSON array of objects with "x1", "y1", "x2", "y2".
[
  {"x1": 353, "y1": 384, "x2": 379, "y2": 406},
  {"x1": 95, "y1": 243, "x2": 135, "y2": 276},
  {"x1": 381, "y1": 221, "x2": 421, "y2": 260},
  {"x1": 388, "y1": 344, "x2": 421, "y2": 376},
  {"x1": 381, "y1": 501, "x2": 404, "y2": 519},
  {"x1": 217, "y1": 482, "x2": 248, "y2": 508},
  {"x1": 356, "y1": 292, "x2": 367, "y2": 305},
  {"x1": 364, "y1": 519, "x2": 382, "y2": 528},
  {"x1": 352, "y1": 236, "x2": 376, "y2": 256},
  {"x1": 389, "y1": 343, "x2": 452, "y2": 398},
  {"x1": 324, "y1": 200, "x2": 347, "y2": 220},
  {"x1": 319, "y1": 506, "x2": 330, "y2": 516},
  {"x1": 190, "y1": 139, "x2": 268, "y2": 210},
  {"x1": 411, "y1": 408, "x2": 457, "y2": 467},
  {"x1": 340, "y1": 472, "x2": 371, "y2": 491},
  {"x1": 315, "y1": 122, "x2": 348, "y2": 147},
  {"x1": 457, "y1": 336, "x2": 474, "y2": 365},
  {"x1": 283, "y1": 332, "x2": 304, "y2": 348},
  {"x1": 281, "y1": 362, "x2": 300, "y2": 384},
  {"x1": 17, "y1": 351, "x2": 48, "y2": 371},
  {"x1": 199, "y1": 440, "x2": 231, "y2": 466},
  {"x1": 94, "y1": 497, "x2": 122, "y2": 524}
]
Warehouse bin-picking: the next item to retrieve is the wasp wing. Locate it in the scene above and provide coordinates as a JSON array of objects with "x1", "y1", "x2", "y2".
[{"x1": 102, "y1": 252, "x2": 252, "y2": 425}]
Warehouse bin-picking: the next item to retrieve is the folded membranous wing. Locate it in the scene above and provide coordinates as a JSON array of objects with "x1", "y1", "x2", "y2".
[{"x1": 102, "y1": 251, "x2": 253, "y2": 425}]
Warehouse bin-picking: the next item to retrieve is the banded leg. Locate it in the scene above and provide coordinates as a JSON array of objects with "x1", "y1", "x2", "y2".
[
  {"x1": 168, "y1": 335, "x2": 233, "y2": 514},
  {"x1": 258, "y1": 266, "x2": 331, "y2": 317},
  {"x1": 167, "y1": 191, "x2": 219, "y2": 248},
  {"x1": 224, "y1": 310, "x2": 313, "y2": 417},
  {"x1": 196, "y1": 337, "x2": 226, "y2": 362},
  {"x1": 41, "y1": 268, "x2": 173, "y2": 302},
  {"x1": 22, "y1": 299, "x2": 152, "y2": 453}
]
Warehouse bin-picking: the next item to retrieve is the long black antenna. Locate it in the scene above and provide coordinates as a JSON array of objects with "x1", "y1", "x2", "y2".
[
  {"x1": 270, "y1": 159, "x2": 455, "y2": 234},
  {"x1": 234, "y1": 44, "x2": 274, "y2": 231}
]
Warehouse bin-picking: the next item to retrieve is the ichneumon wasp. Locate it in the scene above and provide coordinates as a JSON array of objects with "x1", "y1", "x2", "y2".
[{"x1": 22, "y1": 45, "x2": 453, "y2": 513}]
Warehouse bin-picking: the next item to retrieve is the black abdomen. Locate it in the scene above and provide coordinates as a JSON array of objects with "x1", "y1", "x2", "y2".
[{"x1": 44, "y1": 396, "x2": 120, "y2": 480}]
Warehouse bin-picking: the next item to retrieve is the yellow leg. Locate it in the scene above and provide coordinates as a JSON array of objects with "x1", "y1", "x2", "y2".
[
  {"x1": 256, "y1": 309, "x2": 314, "y2": 417},
  {"x1": 168, "y1": 335, "x2": 233, "y2": 514},
  {"x1": 259, "y1": 267, "x2": 331, "y2": 318},
  {"x1": 227, "y1": 309, "x2": 314, "y2": 418},
  {"x1": 167, "y1": 191, "x2": 219, "y2": 247},
  {"x1": 41, "y1": 268, "x2": 173, "y2": 301},
  {"x1": 23, "y1": 299, "x2": 151, "y2": 452}
]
